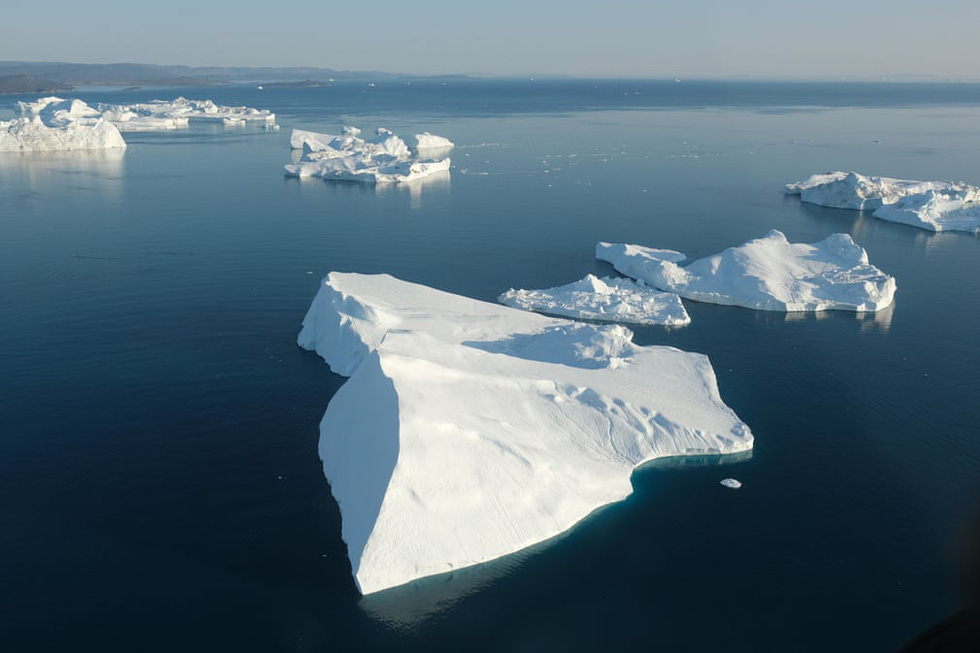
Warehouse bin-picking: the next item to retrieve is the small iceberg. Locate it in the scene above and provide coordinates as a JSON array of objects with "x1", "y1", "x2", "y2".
[
  {"x1": 786, "y1": 171, "x2": 980, "y2": 234},
  {"x1": 299, "y1": 272, "x2": 752, "y2": 594},
  {"x1": 0, "y1": 97, "x2": 126, "y2": 152},
  {"x1": 415, "y1": 132, "x2": 454, "y2": 150},
  {"x1": 597, "y1": 230, "x2": 896, "y2": 312},
  {"x1": 97, "y1": 97, "x2": 277, "y2": 132},
  {"x1": 720, "y1": 478, "x2": 742, "y2": 489},
  {"x1": 498, "y1": 274, "x2": 690, "y2": 326},
  {"x1": 285, "y1": 127, "x2": 452, "y2": 184}
]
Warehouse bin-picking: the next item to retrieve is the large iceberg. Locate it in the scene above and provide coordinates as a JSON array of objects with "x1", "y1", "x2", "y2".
[
  {"x1": 786, "y1": 171, "x2": 980, "y2": 234},
  {"x1": 597, "y1": 230, "x2": 896, "y2": 312},
  {"x1": 285, "y1": 127, "x2": 451, "y2": 184},
  {"x1": 498, "y1": 274, "x2": 691, "y2": 326},
  {"x1": 0, "y1": 97, "x2": 126, "y2": 152},
  {"x1": 97, "y1": 97, "x2": 277, "y2": 132},
  {"x1": 298, "y1": 272, "x2": 752, "y2": 594}
]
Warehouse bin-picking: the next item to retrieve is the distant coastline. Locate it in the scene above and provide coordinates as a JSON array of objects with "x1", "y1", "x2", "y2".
[{"x1": 0, "y1": 74, "x2": 74, "y2": 94}]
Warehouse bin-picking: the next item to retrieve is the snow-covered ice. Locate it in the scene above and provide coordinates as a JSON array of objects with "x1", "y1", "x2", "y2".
[
  {"x1": 298, "y1": 272, "x2": 752, "y2": 594},
  {"x1": 597, "y1": 230, "x2": 896, "y2": 312},
  {"x1": 415, "y1": 132, "x2": 454, "y2": 150},
  {"x1": 97, "y1": 97, "x2": 277, "y2": 132},
  {"x1": 285, "y1": 127, "x2": 451, "y2": 184},
  {"x1": 0, "y1": 97, "x2": 126, "y2": 152},
  {"x1": 498, "y1": 274, "x2": 690, "y2": 326},
  {"x1": 720, "y1": 478, "x2": 742, "y2": 489},
  {"x1": 786, "y1": 171, "x2": 980, "y2": 234}
]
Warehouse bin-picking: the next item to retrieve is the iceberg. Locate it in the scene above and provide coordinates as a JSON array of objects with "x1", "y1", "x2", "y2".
[
  {"x1": 414, "y1": 132, "x2": 454, "y2": 150},
  {"x1": 786, "y1": 171, "x2": 980, "y2": 234},
  {"x1": 0, "y1": 97, "x2": 126, "y2": 152},
  {"x1": 720, "y1": 478, "x2": 742, "y2": 489},
  {"x1": 299, "y1": 272, "x2": 752, "y2": 594},
  {"x1": 498, "y1": 274, "x2": 691, "y2": 326},
  {"x1": 97, "y1": 97, "x2": 277, "y2": 132},
  {"x1": 285, "y1": 127, "x2": 451, "y2": 184},
  {"x1": 597, "y1": 230, "x2": 896, "y2": 312}
]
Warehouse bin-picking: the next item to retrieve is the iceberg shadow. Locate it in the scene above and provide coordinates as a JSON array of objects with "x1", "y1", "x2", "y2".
[{"x1": 319, "y1": 351, "x2": 400, "y2": 591}]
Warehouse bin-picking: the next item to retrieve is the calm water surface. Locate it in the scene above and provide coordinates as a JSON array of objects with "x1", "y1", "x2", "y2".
[{"x1": 2, "y1": 81, "x2": 980, "y2": 652}]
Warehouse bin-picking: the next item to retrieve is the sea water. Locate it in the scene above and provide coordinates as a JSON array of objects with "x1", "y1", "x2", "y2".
[{"x1": 2, "y1": 80, "x2": 980, "y2": 652}]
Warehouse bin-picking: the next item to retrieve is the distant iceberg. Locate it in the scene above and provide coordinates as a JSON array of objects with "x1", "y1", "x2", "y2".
[
  {"x1": 285, "y1": 127, "x2": 451, "y2": 184},
  {"x1": 0, "y1": 97, "x2": 126, "y2": 152},
  {"x1": 597, "y1": 230, "x2": 896, "y2": 312},
  {"x1": 97, "y1": 97, "x2": 277, "y2": 132},
  {"x1": 299, "y1": 272, "x2": 752, "y2": 594},
  {"x1": 786, "y1": 171, "x2": 980, "y2": 234},
  {"x1": 498, "y1": 274, "x2": 690, "y2": 326}
]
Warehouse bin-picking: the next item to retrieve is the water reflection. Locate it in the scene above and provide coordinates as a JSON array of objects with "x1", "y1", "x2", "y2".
[
  {"x1": 0, "y1": 149, "x2": 125, "y2": 203},
  {"x1": 773, "y1": 305, "x2": 893, "y2": 333},
  {"x1": 377, "y1": 170, "x2": 451, "y2": 210}
]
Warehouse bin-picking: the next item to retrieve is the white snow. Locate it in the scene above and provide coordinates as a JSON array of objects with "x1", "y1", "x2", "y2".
[
  {"x1": 286, "y1": 127, "x2": 451, "y2": 184},
  {"x1": 597, "y1": 230, "x2": 896, "y2": 312},
  {"x1": 0, "y1": 97, "x2": 126, "y2": 152},
  {"x1": 786, "y1": 171, "x2": 980, "y2": 234},
  {"x1": 498, "y1": 274, "x2": 690, "y2": 326},
  {"x1": 720, "y1": 478, "x2": 742, "y2": 489},
  {"x1": 299, "y1": 272, "x2": 753, "y2": 594},
  {"x1": 97, "y1": 97, "x2": 276, "y2": 132}
]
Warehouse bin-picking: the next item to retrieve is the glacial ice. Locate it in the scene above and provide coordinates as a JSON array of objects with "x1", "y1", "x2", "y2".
[
  {"x1": 285, "y1": 127, "x2": 451, "y2": 184},
  {"x1": 498, "y1": 274, "x2": 691, "y2": 326},
  {"x1": 298, "y1": 272, "x2": 752, "y2": 594},
  {"x1": 414, "y1": 132, "x2": 454, "y2": 150},
  {"x1": 597, "y1": 230, "x2": 896, "y2": 312},
  {"x1": 0, "y1": 97, "x2": 127, "y2": 152},
  {"x1": 97, "y1": 97, "x2": 277, "y2": 132},
  {"x1": 786, "y1": 171, "x2": 980, "y2": 234},
  {"x1": 720, "y1": 478, "x2": 742, "y2": 489}
]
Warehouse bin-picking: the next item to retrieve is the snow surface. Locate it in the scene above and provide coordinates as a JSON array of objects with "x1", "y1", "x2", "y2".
[
  {"x1": 498, "y1": 274, "x2": 690, "y2": 326},
  {"x1": 285, "y1": 127, "x2": 451, "y2": 184},
  {"x1": 97, "y1": 97, "x2": 276, "y2": 132},
  {"x1": 298, "y1": 272, "x2": 752, "y2": 594},
  {"x1": 0, "y1": 97, "x2": 126, "y2": 152},
  {"x1": 597, "y1": 230, "x2": 896, "y2": 312},
  {"x1": 786, "y1": 171, "x2": 980, "y2": 234}
]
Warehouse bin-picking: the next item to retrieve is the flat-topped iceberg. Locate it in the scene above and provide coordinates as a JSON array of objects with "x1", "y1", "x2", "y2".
[
  {"x1": 299, "y1": 272, "x2": 752, "y2": 594},
  {"x1": 498, "y1": 274, "x2": 691, "y2": 326},
  {"x1": 414, "y1": 132, "x2": 454, "y2": 150},
  {"x1": 285, "y1": 127, "x2": 451, "y2": 184},
  {"x1": 1, "y1": 97, "x2": 126, "y2": 152},
  {"x1": 786, "y1": 171, "x2": 980, "y2": 234},
  {"x1": 597, "y1": 230, "x2": 896, "y2": 312},
  {"x1": 97, "y1": 97, "x2": 277, "y2": 132}
]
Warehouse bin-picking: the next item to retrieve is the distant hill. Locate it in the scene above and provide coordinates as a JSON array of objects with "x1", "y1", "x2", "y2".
[
  {"x1": 0, "y1": 74, "x2": 73, "y2": 94},
  {"x1": 0, "y1": 61, "x2": 447, "y2": 87}
]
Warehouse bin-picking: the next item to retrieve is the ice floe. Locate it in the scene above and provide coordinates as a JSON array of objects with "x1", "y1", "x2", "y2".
[
  {"x1": 97, "y1": 97, "x2": 277, "y2": 132},
  {"x1": 285, "y1": 127, "x2": 451, "y2": 183},
  {"x1": 298, "y1": 272, "x2": 752, "y2": 594},
  {"x1": 786, "y1": 171, "x2": 980, "y2": 234},
  {"x1": 0, "y1": 97, "x2": 126, "y2": 152},
  {"x1": 597, "y1": 230, "x2": 896, "y2": 312},
  {"x1": 498, "y1": 274, "x2": 690, "y2": 326},
  {"x1": 720, "y1": 478, "x2": 742, "y2": 489}
]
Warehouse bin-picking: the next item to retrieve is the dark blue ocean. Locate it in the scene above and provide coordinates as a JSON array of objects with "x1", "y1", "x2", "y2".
[{"x1": 3, "y1": 80, "x2": 980, "y2": 652}]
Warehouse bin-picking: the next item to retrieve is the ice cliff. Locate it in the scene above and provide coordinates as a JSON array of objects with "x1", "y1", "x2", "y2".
[
  {"x1": 298, "y1": 272, "x2": 752, "y2": 594},
  {"x1": 0, "y1": 97, "x2": 126, "y2": 152}
]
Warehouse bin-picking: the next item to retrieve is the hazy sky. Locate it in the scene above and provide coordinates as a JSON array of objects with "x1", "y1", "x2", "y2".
[{"x1": 2, "y1": 0, "x2": 978, "y2": 79}]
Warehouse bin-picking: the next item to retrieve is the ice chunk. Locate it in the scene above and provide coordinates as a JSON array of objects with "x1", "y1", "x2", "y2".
[
  {"x1": 0, "y1": 97, "x2": 126, "y2": 152},
  {"x1": 597, "y1": 230, "x2": 896, "y2": 312},
  {"x1": 299, "y1": 272, "x2": 752, "y2": 594},
  {"x1": 285, "y1": 127, "x2": 449, "y2": 184},
  {"x1": 720, "y1": 478, "x2": 742, "y2": 489},
  {"x1": 97, "y1": 97, "x2": 276, "y2": 132},
  {"x1": 786, "y1": 171, "x2": 980, "y2": 233},
  {"x1": 414, "y1": 132, "x2": 454, "y2": 150},
  {"x1": 498, "y1": 274, "x2": 690, "y2": 326}
]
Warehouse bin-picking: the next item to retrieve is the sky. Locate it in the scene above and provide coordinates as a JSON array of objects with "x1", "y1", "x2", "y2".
[{"x1": 2, "y1": 0, "x2": 979, "y2": 80}]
